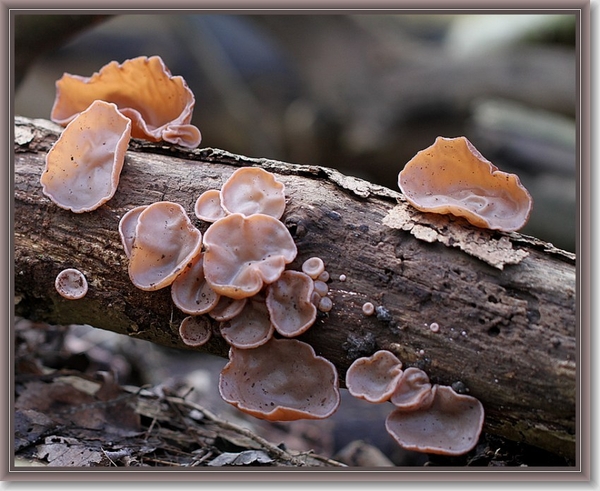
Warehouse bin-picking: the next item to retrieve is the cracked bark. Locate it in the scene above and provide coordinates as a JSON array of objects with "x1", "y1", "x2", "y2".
[{"x1": 13, "y1": 116, "x2": 577, "y2": 461}]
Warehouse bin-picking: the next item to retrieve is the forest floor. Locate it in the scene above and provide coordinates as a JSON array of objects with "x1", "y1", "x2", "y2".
[{"x1": 13, "y1": 318, "x2": 573, "y2": 470}]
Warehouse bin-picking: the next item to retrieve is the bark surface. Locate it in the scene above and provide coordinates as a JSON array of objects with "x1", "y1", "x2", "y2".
[{"x1": 13, "y1": 117, "x2": 577, "y2": 461}]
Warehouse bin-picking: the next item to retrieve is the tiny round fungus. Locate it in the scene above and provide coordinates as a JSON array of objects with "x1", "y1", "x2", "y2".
[
  {"x1": 390, "y1": 367, "x2": 434, "y2": 411},
  {"x1": 118, "y1": 205, "x2": 148, "y2": 258},
  {"x1": 194, "y1": 189, "x2": 227, "y2": 222},
  {"x1": 220, "y1": 297, "x2": 274, "y2": 349},
  {"x1": 55, "y1": 268, "x2": 88, "y2": 300},
  {"x1": 317, "y1": 270, "x2": 330, "y2": 283},
  {"x1": 41, "y1": 100, "x2": 132, "y2": 213},
  {"x1": 208, "y1": 296, "x2": 247, "y2": 322},
  {"x1": 171, "y1": 253, "x2": 220, "y2": 315},
  {"x1": 128, "y1": 201, "x2": 202, "y2": 291},
  {"x1": 313, "y1": 280, "x2": 329, "y2": 298},
  {"x1": 385, "y1": 385, "x2": 485, "y2": 456},
  {"x1": 202, "y1": 213, "x2": 297, "y2": 299},
  {"x1": 266, "y1": 270, "x2": 317, "y2": 337},
  {"x1": 429, "y1": 322, "x2": 440, "y2": 333},
  {"x1": 219, "y1": 338, "x2": 341, "y2": 421},
  {"x1": 51, "y1": 55, "x2": 202, "y2": 148},
  {"x1": 345, "y1": 350, "x2": 404, "y2": 403},
  {"x1": 318, "y1": 296, "x2": 333, "y2": 313},
  {"x1": 301, "y1": 257, "x2": 325, "y2": 279},
  {"x1": 362, "y1": 302, "x2": 375, "y2": 316},
  {"x1": 398, "y1": 136, "x2": 533, "y2": 231},
  {"x1": 179, "y1": 315, "x2": 212, "y2": 347},
  {"x1": 220, "y1": 167, "x2": 286, "y2": 219}
]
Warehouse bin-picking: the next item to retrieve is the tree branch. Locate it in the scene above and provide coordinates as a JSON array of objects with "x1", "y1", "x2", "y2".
[{"x1": 14, "y1": 116, "x2": 576, "y2": 460}]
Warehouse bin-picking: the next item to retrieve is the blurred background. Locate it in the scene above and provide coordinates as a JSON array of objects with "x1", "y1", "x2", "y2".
[{"x1": 13, "y1": 13, "x2": 578, "y2": 466}]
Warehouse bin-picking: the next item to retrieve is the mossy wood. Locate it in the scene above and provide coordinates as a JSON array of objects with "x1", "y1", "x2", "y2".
[{"x1": 14, "y1": 117, "x2": 577, "y2": 461}]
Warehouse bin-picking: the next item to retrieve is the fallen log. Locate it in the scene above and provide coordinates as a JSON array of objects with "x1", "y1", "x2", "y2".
[{"x1": 13, "y1": 116, "x2": 577, "y2": 461}]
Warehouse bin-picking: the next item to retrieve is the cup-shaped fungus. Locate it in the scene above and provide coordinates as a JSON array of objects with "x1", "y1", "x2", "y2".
[
  {"x1": 118, "y1": 205, "x2": 148, "y2": 258},
  {"x1": 50, "y1": 55, "x2": 201, "y2": 148},
  {"x1": 390, "y1": 367, "x2": 434, "y2": 411},
  {"x1": 220, "y1": 296, "x2": 274, "y2": 349},
  {"x1": 128, "y1": 201, "x2": 202, "y2": 291},
  {"x1": 55, "y1": 268, "x2": 88, "y2": 300},
  {"x1": 220, "y1": 167, "x2": 286, "y2": 219},
  {"x1": 398, "y1": 136, "x2": 533, "y2": 232},
  {"x1": 266, "y1": 270, "x2": 317, "y2": 337},
  {"x1": 202, "y1": 213, "x2": 297, "y2": 299},
  {"x1": 345, "y1": 350, "x2": 404, "y2": 403},
  {"x1": 41, "y1": 100, "x2": 132, "y2": 213},
  {"x1": 208, "y1": 296, "x2": 248, "y2": 322},
  {"x1": 385, "y1": 385, "x2": 485, "y2": 456},
  {"x1": 301, "y1": 257, "x2": 325, "y2": 280},
  {"x1": 219, "y1": 338, "x2": 340, "y2": 421},
  {"x1": 179, "y1": 316, "x2": 212, "y2": 347},
  {"x1": 171, "y1": 253, "x2": 220, "y2": 315},
  {"x1": 194, "y1": 189, "x2": 227, "y2": 223}
]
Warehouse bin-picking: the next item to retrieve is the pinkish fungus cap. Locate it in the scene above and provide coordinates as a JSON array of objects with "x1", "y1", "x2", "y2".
[
  {"x1": 171, "y1": 252, "x2": 220, "y2": 315},
  {"x1": 398, "y1": 136, "x2": 533, "y2": 232},
  {"x1": 219, "y1": 338, "x2": 340, "y2": 421},
  {"x1": 208, "y1": 296, "x2": 248, "y2": 322},
  {"x1": 266, "y1": 270, "x2": 317, "y2": 337},
  {"x1": 118, "y1": 205, "x2": 148, "y2": 258},
  {"x1": 128, "y1": 201, "x2": 202, "y2": 291},
  {"x1": 194, "y1": 189, "x2": 227, "y2": 223},
  {"x1": 179, "y1": 315, "x2": 212, "y2": 347},
  {"x1": 390, "y1": 367, "x2": 434, "y2": 411},
  {"x1": 385, "y1": 385, "x2": 485, "y2": 456},
  {"x1": 202, "y1": 213, "x2": 297, "y2": 299},
  {"x1": 55, "y1": 268, "x2": 88, "y2": 300},
  {"x1": 220, "y1": 296, "x2": 274, "y2": 349},
  {"x1": 345, "y1": 350, "x2": 404, "y2": 403},
  {"x1": 51, "y1": 55, "x2": 201, "y2": 148},
  {"x1": 301, "y1": 257, "x2": 325, "y2": 280},
  {"x1": 41, "y1": 100, "x2": 132, "y2": 213},
  {"x1": 220, "y1": 167, "x2": 286, "y2": 219}
]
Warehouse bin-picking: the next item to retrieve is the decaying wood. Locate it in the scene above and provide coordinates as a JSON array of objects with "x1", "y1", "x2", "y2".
[{"x1": 13, "y1": 116, "x2": 577, "y2": 461}]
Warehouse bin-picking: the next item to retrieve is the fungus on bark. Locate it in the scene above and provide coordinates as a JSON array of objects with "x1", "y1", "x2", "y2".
[
  {"x1": 220, "y1": 167, "x2": 286, "y2": 219},
  {"x1": 179, "y1": 315, "x2": 212, "y2": 347},
  {"x1": 194, "y1": 189, "x2": 227, "y2": 223},
  {"x1": 118, "y1": 205, "x2": 148, "y2": 258},
  {"x1": 219, "y1": 295, "x2": 274, "y2": 349},
  {"x1": 390, "y1": 366, "x2": 435, "y2": 411},
  {"x1": 170, "y1": 253, "x2": 220, "y2": 315},
  {"x1": 202, "y1": 213, "x2": 297, "y2": 299},
  {"x1": 345, "y1": 350, "x2": 404, "y2": 403},
  {"x1": 385, "y1": 385, "x2": 485, "y2": 456},
  {"x1": 265, "y1": 270, "x2": 317, "y2": 337},
  {"x1": 398, "y1": 136, "x2": 533, "y2": 231},
  {"x1": 41, "y1": 100, "x2": 132, "y2": 213},
  {"x1": 54, "y1": 268, "x2": 88, "y2": 300},
  {"x1": 219, "y1": 338, "x2": 341, "y2": 421},
  {"x1": 50, "y1": 55, "x2": 201, "y2": 148},
  {"x1": 126, "y1": 201, "x2": 202, "y2": 291}
]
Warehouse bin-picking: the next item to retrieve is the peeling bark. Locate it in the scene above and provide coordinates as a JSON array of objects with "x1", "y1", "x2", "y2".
[{"x1": 13, "y1": 116, "x2": 577, "y2": 461}]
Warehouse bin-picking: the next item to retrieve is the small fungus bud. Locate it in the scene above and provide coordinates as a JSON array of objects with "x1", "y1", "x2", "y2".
[
  {"x1": 362, "y1": 302, "x2": 375, "y2": 316},
  {"x1": 179, "y1": 316, "x2": 212, "y2": 347},
  {"x1": 301, "y1": 256, "x2": 325, "y2": 280},
  {"x1": 55, "y1": 268, "x2": 88, "y2": 300},
  {"x1": 313, "y1": 280, "x2": 329, "y2": 297},
  {"x1": 429, "y1": 322, "x2": 440, "y2": 333},
  {"x1": 318, "y1": 296, "x2": 333, "y2": 313}
]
